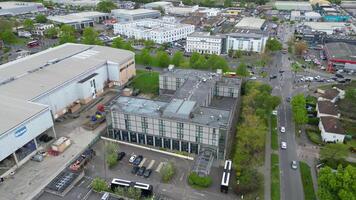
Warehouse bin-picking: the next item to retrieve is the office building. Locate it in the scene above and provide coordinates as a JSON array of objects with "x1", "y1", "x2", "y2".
[
  {"x1": 0, "y1": 43, "x2": 135, "y2": 177},
  {"x1": 106, "y1": 68, "x2": 241, "y2": 160},
  {"x1": 113, "y1": 17, "x2": 195, "y2": 44},
  {"x1": 226, "y1": 29, "x2": 269, "y2": 53},
  {"x1": 186, "y1": 32, "x2": 224, "y2": 55},
  {"x1": 111, "y1": 9, "x2": 161, "y2": 22}
]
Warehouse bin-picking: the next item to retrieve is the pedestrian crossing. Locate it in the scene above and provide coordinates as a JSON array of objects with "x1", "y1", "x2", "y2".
[
  {"x1": 147, "y1": 160, "x2": 155, "y2": 169},
  {"x1": 135, "y1": 157, "x2": 166, "y2": 173}
]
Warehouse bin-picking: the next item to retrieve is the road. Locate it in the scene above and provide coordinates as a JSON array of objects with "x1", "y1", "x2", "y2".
[{"x1": 273, "y1": 24, "x2": 305, "y2": 200}]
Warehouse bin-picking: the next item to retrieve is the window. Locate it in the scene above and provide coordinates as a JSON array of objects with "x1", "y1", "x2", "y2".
[
  {"x1": 176, "y1": 78, "x2": 181, "y2": 90},
  {"x1": 159, "y1": 119, "x2": 165, "y2": 137},
  {"x1": 212, "y1": 128, "x2": 217, "y2": 145},
  {"x1": 177, "y1": 122, "x2": 183, "y2": 140},
  {"x1": 195, "y1": 125, "x2": 203, "y2": 143},
  {"x1": 228, "y1": 88, "x2": 234, "y2": 97},
  {"x1": 163, "y1": 76, "x2": 168, "y2": 89},
  {"x1": 124, "y1": 114, "x2": 131, "y2": 131},
  {"x1": 141, "y1": 117, "x2": 148, "y2": 133}
]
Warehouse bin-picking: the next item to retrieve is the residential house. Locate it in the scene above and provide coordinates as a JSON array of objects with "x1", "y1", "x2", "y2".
[{"x1": 319, "y1": 116, "x2": 346, "y2": 142}]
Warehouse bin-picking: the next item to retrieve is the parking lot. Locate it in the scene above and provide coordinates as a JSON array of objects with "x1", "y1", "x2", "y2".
[{"x1": 37, "y1": 139, "x2": 237, "y2": 200}]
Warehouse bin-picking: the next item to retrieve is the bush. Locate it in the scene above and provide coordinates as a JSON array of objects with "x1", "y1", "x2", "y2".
[
  {"x1": 107, "y1": 152, "x2": 118, "y2": 168},
  {"x1": 160, "y1": 162, "x2": 175, "y2": 183},
  {"x1": 308, "y1": 117, "x2": 319, "y2": 126},
  {"x1": 91, "y1": 177, "x2": 109, "y2": 192},
  {"x1": 235, "y1": 168, "x2": 263, "y2": 194},
  {"x1": 306, "y1": 130, "x2": 323, "y2": 145},
  {"x1": 188, "y1": 172, "x2": 212, "y2": 188},
  {"x1": 321, "y1": 158, "x2": 356, "y2": 169}
]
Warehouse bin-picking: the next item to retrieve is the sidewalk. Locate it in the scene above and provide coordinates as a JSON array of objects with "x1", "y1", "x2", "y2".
[
  {"x1": 264, "y1": 117, "x2": 272, "y2": 200},
  {"x1": 0, "y1": 125, "x2": 104, "y2": 200}
]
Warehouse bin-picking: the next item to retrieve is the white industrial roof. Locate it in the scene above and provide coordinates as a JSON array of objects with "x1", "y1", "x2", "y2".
[
  {"x1": 0, "y1": 1, "x2": 42, "y2": 9},
  {"x1": 0, "y1": 43, "x2": 133, "y2": 134},
  {"x1": 305, "y1": 11, "x2": 322, "y2": 18},
  {"x1": 275, "y1": 1, "x2": 313, "y2": 11},
  {"x1": 235, "y1": 17, "x2": 265, "y2": 29},
  {"x1": 48, "y1": 11, "x2": 107, "y2": 24},
  {"x1": 111, "y1": 8, "x2": 160, "y2": 15},
  {"x1": 304, "y1": 22, "x2": 348, "y2": 30}
]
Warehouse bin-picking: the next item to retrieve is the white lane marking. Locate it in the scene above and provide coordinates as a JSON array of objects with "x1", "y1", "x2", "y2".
[
  {"x1": 139, "y1": 158, "x2": 146, "y2": 167},
  {"x1": 180, "y1": 173, "x2": 185, "y2": 181},
  {"x1": 147, "y1": 160, "x2": 155, "y2": 169},
  {"x1": 155, "y1": 162, "x2": 165, "y2": 173}
]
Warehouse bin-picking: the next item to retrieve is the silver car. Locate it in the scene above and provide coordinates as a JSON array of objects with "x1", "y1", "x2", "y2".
[{"x1": 291, "y1": 161, "x2": 298, "y2": 169}]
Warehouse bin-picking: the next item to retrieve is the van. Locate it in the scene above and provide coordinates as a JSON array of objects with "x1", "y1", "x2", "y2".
[{"x1": 101, "y1": 192, "x2": 109, "y2": 200}]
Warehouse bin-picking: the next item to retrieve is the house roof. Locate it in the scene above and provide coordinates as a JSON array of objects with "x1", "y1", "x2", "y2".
[
  {"x1": 320, "y1": 116, "x2": 345, "y2": 134},
  {"x1": 321, "y1": 88, "x2": 339, "y2": 100},
  {"x1": 317, "y1": 100, "x2": 339, "y2": 116}
]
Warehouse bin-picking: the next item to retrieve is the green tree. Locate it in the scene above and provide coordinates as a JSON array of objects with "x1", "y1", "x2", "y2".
[
  {"x1": 188, "y1": 172, "x2": 213, "y2": 188},
  {"x1": 160, "y1": 162, "x2": 175, "y2": 183},
  {"x1": 127, "y1": 187, "x2": 141, "y2": 200},
  {"x1": 236, "y1": 62, "x2": 249, "y2": 77},
  {"x1": 291, "y1": 94, "x2": 308, "y2": 125},
  {"x1": 207, "y1": 54, "x2": 229, "y2": 72},
  {"x1": 140, "y1": 48, "x2": 152, "y2": 65},
  {"x1": 35, "y1": 14, "x2": 47, "y2": 23},
  {"x1": 1, "y1": 29, "x2": 17, "y2": 44},
  {"x1": 320, "y1": 143, "x2": 349, "y2": 161},
  {"x1": 91, "y1": 178, "x2": 108, "y2": 192},
  {"x1": 265, "y1": 38, "x2": 283, "y2": 52},
  {"x1": 345, "y1": 88, "x2": 356, "y2": 103},
  {"x1": 318, "y1": 165, "x2": 356, "y2": 200},
  {"x1": 224, "y1": 0, "x2": 232, "y2": 7},
  {"x1": 0, "y1": 19, "x2": 13, "y2": 33},
  {"x1": 143, "y1": 39, "x2": 155, "y2": 49},
  {"x1": 45, "y1": 27, "x2": 59, "y2": 39},
  {"x1": 23, "y1": 19, "x2": 34, "y2": 31},
  {"x1": 156, "y1": 51, "x2": 170, "y2": 68},
  {"x1": 59, "y1": 24, "x2": 76, "y2": 44},
  {"x1": 82, "y1": 27, "x2": 101, "y2": 45},
  {"x1": 190, "y1": 52, "x2": 206, "y2": 69},
  {"x1": 235, "y1": 168, "x2": 263, "y2": 194},
  {"x1": 172, "y1": 51, "x2": 184, "y2": 67},
  {"x1": 112, "y1": 37, "x2": 124, "y2": 48},
  {"x1": 234, "y1": 50, "x2": 243, "y2": 58},
  {"x1": 96, "y1": 0, "x2": 117, "y2": 13}
]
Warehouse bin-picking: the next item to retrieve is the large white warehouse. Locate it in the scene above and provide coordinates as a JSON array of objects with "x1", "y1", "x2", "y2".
[{"x1": 0, "y1": 43, "x2": 135, "y2": 177}]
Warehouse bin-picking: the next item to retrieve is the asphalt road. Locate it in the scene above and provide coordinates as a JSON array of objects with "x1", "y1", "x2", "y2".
[{"x1": 273, "y1": 24, "x2": 305, "y2": 200}]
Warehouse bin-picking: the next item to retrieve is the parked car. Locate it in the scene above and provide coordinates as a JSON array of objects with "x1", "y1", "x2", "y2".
[
  {"x1": 117, "y1": 152, "x2": 126, "y2": 161},
  {"x1": 133, "y1": 155, "x2": 143, "y2": 166},
  {"x1": 143, "y1": 169, "x2": 152, "y2": 178},
  {"x1": 129, "y1": 154, "x2": 137, "y2": 163},
  {"x1": 286, "y1": 97, "x2": 291, "y2": 102},
  {"x1": 335, "y1": 73, "x2": 344, "y2": 78},
  {"x1": 281, "y1": 141, "x2": 287, "y2": 149},
  {"x1": 270, "y1": 75, "x2": 277, "y2": 80},
  {"x1": 145, "y1": 66, "x2": 152, "y2": 71},
  {"x1": 249, "y1": 76, "x2": 257, "y2": 80},
  {"x1": 291, "y1": 161, "x2": 298, "y2": 169},
  {"x1": 131, "y1": 166, "x2": 140, "y2": 174},
  {"x1": 39, "y1": 134, "x2": 53, "y2": 143},
  {"x1": 31, "y1": 154, "x2": 44, "y2": 162},
  {"x1": 137, "y1": 166, "x2": 146, "y2": 176}
]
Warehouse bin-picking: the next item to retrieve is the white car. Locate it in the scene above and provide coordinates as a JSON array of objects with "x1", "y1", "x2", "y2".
[
  {"x1": 280, "y1": 126, "x2": 286, "y2": 133},
  {"x1": 272, "y1": 110, "x2": 278, "y2": 115},
  {"x1": 129, "y1": 154, "x2": 137, "y2": 163},
  {"x1": 291, "y1": 161, "x2": 298, "y2": 169},
  {"x1": 249, "y1": 76, "x2": 257, "y2": 80},
  {"x1": 281, "y1": 142, "x2": 287, "y2": 149}
]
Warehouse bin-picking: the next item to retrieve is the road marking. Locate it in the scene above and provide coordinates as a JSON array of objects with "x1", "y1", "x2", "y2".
[
  {"x1": 139, "y1": 158, "x2": 146, "y2": 167},
  {"x1": 147, "y1": 160, "x2": 155, "y2": 169},
  {"x1": 155, "y1": 162, "x2": 165, "y2": 172}
]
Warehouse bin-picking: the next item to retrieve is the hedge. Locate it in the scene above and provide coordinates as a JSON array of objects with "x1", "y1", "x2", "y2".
[{"x1": 188, "y1": 172, "x2": 212, "y2": 188}]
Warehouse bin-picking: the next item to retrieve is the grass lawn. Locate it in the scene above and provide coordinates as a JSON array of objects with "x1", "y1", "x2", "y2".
[
  {"x1": 130, "y1": 69, "x2": 159, "y2": 96},
  {"x1": 306, "y1": 129, "x2": 323, "y2": 145},
  {"x1": 271, "y1": 153, "x2": 280, "y2": 200},
  {"x1": 340, "y1": 119, "x2": 356, "y2": 136},
  {"x1": 299, "y1": 162, "x2": 317, "y2": 200},
  {"x1": 271, "y1": 115, "x2": 278, "y2": 150}
]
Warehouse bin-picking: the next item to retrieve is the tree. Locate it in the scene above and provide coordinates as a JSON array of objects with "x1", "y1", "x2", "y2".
[
  {"x1": 143, "y1": 39, "x2": 155, "y2": 49},
  {"x1": 188, "y1": 172, "x2": 213, "y2": 188},
  {"x1": 82, "y1": 27, "x2": 101, "y2": 45},
  {"x1": 156, "y1": 51, "x2": 170, "y2": 68},
  {"x1": 190, "y1": 52, "x2": 206, "y2": 69},
  {"x1": 207, "y1": 54, "x2": 229, "y2": 72},
  {"x1": 140, "y1": 48, "x2": 152, "y2": 65},
  {"x1": 91, "y1": 178, "x2": 108, "y2": 192},
  {"x1": 59, "y1": 24, "x2": 76, "y2": 44},
  {"x1": 160, "y1": 162, "x2": 175, "y2": 183},
  {"x1": 318, "y1": 165, "x2": 356, "y2": 200},
  {"x1": 224, "y1": 0, "x2": 232, "y2": 7},
  {"x1": 105, "y1": 142, "x2": 119, "y2": 168},
  {"x1": 1, "y1": 29, "x2": 17, "y2": 44},
  {"x1": 126, "y1": 187, "x2": 141, "y2": 200},
  {"x1": 295, "y1": 41, "x2": 308, "y2": 56},
  {"x1": 291, "y1": 94, "x2": 308, "y2": 125},
  {"x1": 235, "y1": 168, "x2": 263, "y2": 194},
  {"x1": 320, "y1": 143, "x2": 349, "y2": 161},
  {"x1": 112, "y1": 37, "x2": 125, "y2": 48},
  {"x1": 345, "y1": 88, "x2": 356, "y2": 103},
  {"x1": 157, "y1": 6, "x2": 165, "y2": 15},
  {"x1": 23, "y1": 19, "x2": 34, "y2": 31},
  {"x1": 96, "y1": 0, "x2": 117, "y2": 13},
  {"x1": 172, "y1": 51, "x2": 184, "y2": 67},
  {"x1": 234, "y1": 50, "x2": 243, "y2": 58},
  {"x1": 236, "y1": 62, "x2": 249, "y2": 77},
  {"x1": 35, "y1": 14, "x2": 47, "y2": 23},
  {"x1": 45, "y1": 27, "x2": 59, "y2": 39},
  {"x1": 265, "y1": 38, "x2": 283, "y2": 52}
]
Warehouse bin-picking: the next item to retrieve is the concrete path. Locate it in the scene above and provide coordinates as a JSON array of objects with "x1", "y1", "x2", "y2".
[
  {"x1": 264, "y1": 117, "x2": 272, "y2": 200},
  {"x1": 0, "y1": 125, "x2": 104, "y2": 200}
]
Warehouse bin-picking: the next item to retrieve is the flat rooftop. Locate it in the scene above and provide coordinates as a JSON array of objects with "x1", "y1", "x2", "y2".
[
  {"x1": 0, "y1": 43, "x2": 133, "y2": 101},
  {"x1": 0, "y1": 1, "x2": 42, "y2": 9},
  {"x1": 48, "y1": 11, "x2": 106, "y2": 23},
  {"x1": 324, "y1": 42, "x2": 356, "y2": 62},
  {"x1": 228, "y1": 29, "x2": 267, "y2": 39},
  {"x1": 0, "y1": 95, "x2": 48, "y2": 135},
  {"x1": 112, "y1": 8, "x2": 160, "y2": 15},
  {"x1": 304, "y1": 22, "x2": 348, "y2": 30},
  {"x1": 235, "y1": 17, "x2": 265, "y2": 29},
  {"x1": 188, "y1": 32, "x2": 224, "y2": 39}
]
